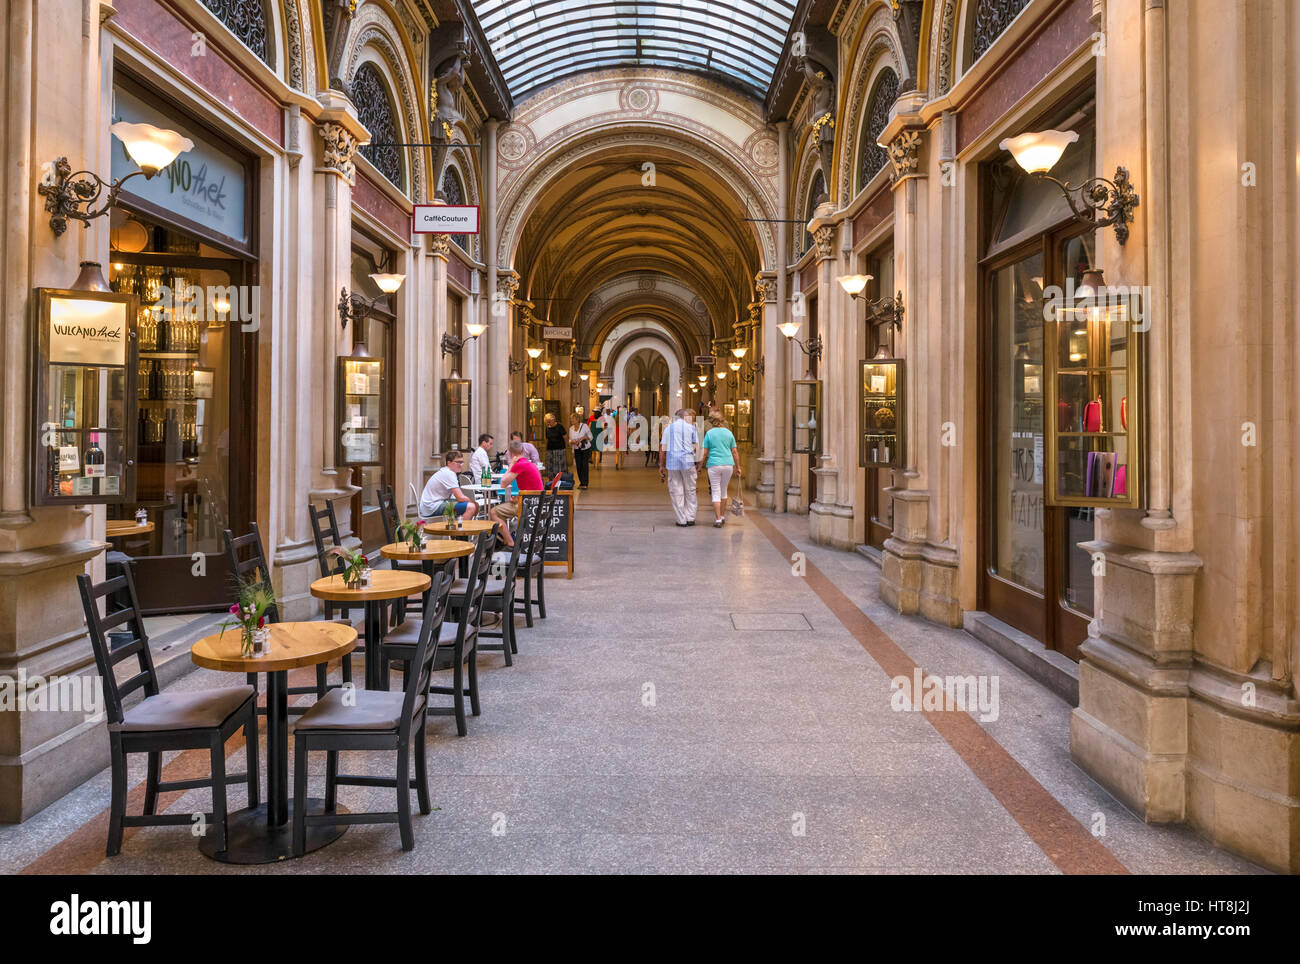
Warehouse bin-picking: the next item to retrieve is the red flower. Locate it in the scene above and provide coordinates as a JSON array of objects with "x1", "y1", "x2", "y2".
[{"x1": 257, "y1": 616, "x2": 265, "y2": 629}]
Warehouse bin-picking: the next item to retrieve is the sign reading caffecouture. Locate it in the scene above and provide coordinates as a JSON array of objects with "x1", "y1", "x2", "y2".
[
  {"x1": 412, "y1": 205, "x2": 480, "y2": 234},
  {"x1": 112, "y1": 86, "x2": 247, "y2": 245},
  {"x1": 50, "y1": 299, "x2": 129, "y2": 367}
]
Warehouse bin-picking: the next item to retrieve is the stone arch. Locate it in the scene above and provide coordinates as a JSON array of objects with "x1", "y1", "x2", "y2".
[
  {"x1": 792, "y1": 147, "x2": 826, "y2": 257},
  {"x1": 609, "y1": 335, "x2": 684, "y2": 412},
  {"x1": 278, "y1": 0, "x2": 306, "y2": 91},
  {"x1": 345, "y1": 8, "x2": 426, "y2": 201},
  {"x1": 837, "y1": 14, "x2": 908, "y2": 202}
]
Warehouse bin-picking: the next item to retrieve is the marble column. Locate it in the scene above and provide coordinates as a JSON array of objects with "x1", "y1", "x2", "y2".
[{"x1": 759, "y1": 122, "x2": 790, "y2": 512}]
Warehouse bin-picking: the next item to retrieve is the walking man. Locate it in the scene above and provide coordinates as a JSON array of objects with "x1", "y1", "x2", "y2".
[{"x1": 658, "y1": 408, "x2": 699, "y2": 526}]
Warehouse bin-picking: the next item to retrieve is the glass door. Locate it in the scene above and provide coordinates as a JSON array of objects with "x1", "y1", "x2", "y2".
[{"x1": 108, "y1": 219, "x2": 252, "y2": 613}]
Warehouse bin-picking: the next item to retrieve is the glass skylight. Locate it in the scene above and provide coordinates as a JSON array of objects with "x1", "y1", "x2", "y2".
[{"x1": 471, "y1": 0, "x2": 797, "y2": 99}]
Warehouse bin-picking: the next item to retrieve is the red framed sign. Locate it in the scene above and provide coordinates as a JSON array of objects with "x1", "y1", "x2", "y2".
[{"x1": 412, "y1": 204, "x2": 480, "y2": 234}]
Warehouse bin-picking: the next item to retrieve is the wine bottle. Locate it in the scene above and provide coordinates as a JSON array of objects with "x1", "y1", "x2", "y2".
[{"x1": 85, "y1": 432, "x2": 105, "y2": 494}]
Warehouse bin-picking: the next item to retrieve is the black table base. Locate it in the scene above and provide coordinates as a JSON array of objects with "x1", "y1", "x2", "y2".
[{"x1": 198, "y1": 798, "x2": 348, "y2": 864}]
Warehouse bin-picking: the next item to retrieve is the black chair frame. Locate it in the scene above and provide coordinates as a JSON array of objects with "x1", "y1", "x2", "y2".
[
  {"x1": 293, "y1": 569, "x2": 453, "y2": 854},
  {"x1": 77, "y1": 568, "x2": 258, "y2": 857}
]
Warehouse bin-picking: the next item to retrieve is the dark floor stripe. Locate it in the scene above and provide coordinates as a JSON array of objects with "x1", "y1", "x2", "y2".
[{"x1": 747, "y1": 510, "x2": 1128, "y2": 876}]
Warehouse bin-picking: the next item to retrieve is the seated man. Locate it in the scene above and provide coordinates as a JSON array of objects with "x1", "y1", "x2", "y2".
[
  {"x1": 509, "y1": 430, "x2": 541, "y2": 466},
  {"x1": 469, "y1": 432, "x2": 494, "y2": 480},
  {"x1": 418, "y1": 450, "x2": 479, "y2": 520},
  {"x1": 488, "y1": 439, "x2": 544, "y2": 548}
]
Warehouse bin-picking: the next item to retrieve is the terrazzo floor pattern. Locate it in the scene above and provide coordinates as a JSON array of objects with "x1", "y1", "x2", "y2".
[{"x1": 5, "y1": 468, "x2": 1263, "y2": 874}]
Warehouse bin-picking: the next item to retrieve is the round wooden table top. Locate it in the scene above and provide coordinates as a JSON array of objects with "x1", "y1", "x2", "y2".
[
  {"x1": 191, "y1": 620, "x2": 357, "y2": 674},
  {"x1": 309, "y1": 569, "x2": 430, "y2": 602},
  {"x1": 379, "y1": 539, "x2": 475, "y2": 562},
  {"x1": 106, "y1": 520, "x2": 155, "y2": 537},
  {"x1": 422, "y1": 519, "x2": 497, "y2": 536}
]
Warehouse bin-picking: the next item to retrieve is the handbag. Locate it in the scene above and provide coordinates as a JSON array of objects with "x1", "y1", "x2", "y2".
[
  {"x1": 1084, "y1": 396, "x2": 1102, "y2": 433},
  {"x1": 729, "y1": 496, "x2": 745, "y2": 517}
]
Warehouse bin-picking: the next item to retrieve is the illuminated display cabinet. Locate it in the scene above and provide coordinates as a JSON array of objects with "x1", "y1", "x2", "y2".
[
  {"x1": 32, "y1": 284, "x2": 139, "y2": 505},
  {"x1": 1044, "y1": 283, "x2": 1143, "y2": 508},
  {"x1": 735, "y1": 397, "x2": 753, "y2": 443},
  {"x1": 337, "y1": 354, "x2": 385, "y2": 466},
  {"x1": 791, "y1": 379, "x2": 822, "y2": 455},
  {"x1": 859, "y1": 356, "x2": 904, "y2": 469}
]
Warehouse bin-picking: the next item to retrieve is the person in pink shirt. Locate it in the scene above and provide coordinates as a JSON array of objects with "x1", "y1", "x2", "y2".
[{"x1": 488, "y1": 439, "x2": 545, "y2": 547}]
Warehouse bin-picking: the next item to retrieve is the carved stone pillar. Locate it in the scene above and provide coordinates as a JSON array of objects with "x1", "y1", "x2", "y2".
[{"x1": 760, "y1": 122, "x2": 791, "y2": 511}]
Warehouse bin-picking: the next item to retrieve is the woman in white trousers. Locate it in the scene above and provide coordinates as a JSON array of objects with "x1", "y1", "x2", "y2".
[{"x1": 697, "y1": 415, "x2": 741, "y2": 527}]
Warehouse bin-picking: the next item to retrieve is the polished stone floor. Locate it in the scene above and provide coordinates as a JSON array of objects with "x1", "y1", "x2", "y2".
[{"x1": 3, "y1": 466, "x2": 1264, "y2": 874}]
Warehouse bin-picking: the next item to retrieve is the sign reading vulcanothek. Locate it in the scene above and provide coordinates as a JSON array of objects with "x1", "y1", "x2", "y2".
[{"x1": 412, "y1": 204, "x2": 480, "y2": 234}]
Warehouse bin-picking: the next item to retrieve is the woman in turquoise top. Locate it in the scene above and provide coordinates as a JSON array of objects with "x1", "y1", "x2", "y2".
[{"x1": 698, "y1": 415, "x2": 740, "y2": 527}]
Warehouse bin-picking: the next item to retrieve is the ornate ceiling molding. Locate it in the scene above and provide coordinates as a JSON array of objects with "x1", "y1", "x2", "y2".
[{"x1": 497, "y1": 129, "x2": 779, "y2": 271}]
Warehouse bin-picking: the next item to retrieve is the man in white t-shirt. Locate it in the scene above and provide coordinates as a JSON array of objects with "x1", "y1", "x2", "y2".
[
  {"x1": 469, "y1": 433, "x2": 494, "y2": 480},
  {"x1": 418, "y1": 450, "x2": 478, "y2": 519}
]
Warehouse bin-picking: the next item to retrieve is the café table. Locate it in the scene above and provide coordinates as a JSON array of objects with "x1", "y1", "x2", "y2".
[
  {"x1": 190, "y1": 620, "x2": 357, "y2": 863},
  {"x1": 420, "y1": 520, "x2": 497, "y2": 577},
  {"x1": 310, "y1": 570, "x2": 429, "y2": 691},
  {"x1": 463, "y1": 483, "x2": 508, "y2": 508},
  {"x1": 380, "y1": 538, "x2": 475, "y2": 578},
  {"x1": 105, "y1": 519, "x2": 154, "y2": 539}
]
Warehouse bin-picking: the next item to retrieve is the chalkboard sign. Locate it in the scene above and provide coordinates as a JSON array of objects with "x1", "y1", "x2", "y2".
[{"x1": 521, "y1": 489, "x2": 574, "y2": 577}]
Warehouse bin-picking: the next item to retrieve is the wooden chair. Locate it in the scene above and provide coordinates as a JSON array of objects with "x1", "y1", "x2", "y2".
[
  {"x1": 382, "y1": 533, "x2": 494, "y2": 736},
  {"x1": 292, "y1": 567, "x2": 453, "y2": 854},
  {"x1": 76, "y1": 568, "x2": 258, "y2": 857},
  {"x1": 376, "y1": 484, "x2": 427, "y2": 624},
  {"x1": 222, "y1": 524, "x2": 336, "y2": 716},
  {"x1": 306, "y1": 500, "x2": 372, "y2": 668},
  {"x1": 509, "y1": 490, "x2": 555, "y2": 627}
]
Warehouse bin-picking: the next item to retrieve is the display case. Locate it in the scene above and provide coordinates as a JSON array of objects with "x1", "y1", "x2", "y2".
[
  {"x1": 735, "y1": 397, "x2": 753, "y2": 443},
  {"x1": 337, "y1": 354, "x2": 384, "y2": 465},
  {"x1": 859, "y1": 357, "x2": 904, "y2": 468},
  {"x1": 32, "y1": 283, "x2": 139, "y2": 505},
  {"x1": 791, "y1": 379, "x2": 822, "y2": 455},
  {"x1": 1044, "y1": 284, "x2": 1142, "y2": 508},
  {"x1": 526, "y1": 396, "x2": 544, "y2": 444},
  {"x1": 441, "y1": 377, "x2": 472, "y2": 452},
  {"x1": 723, "y1": 402, "x2": 736, "y2": 423}
]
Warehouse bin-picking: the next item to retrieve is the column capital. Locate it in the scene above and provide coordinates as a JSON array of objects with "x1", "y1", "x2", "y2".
[
  {"x1": 497, "y1": 270, "x2": 520, "y2": 298},
  {"x1": 429, "y1": 234, "x2": 452, "y2": 259},
  {"x1": 887, "y1": 129, "x2": 925, "y2": 186},
  {"x1": 754, "y1": 272, "x2": 777, "y2": 302},
  {"x1": 317, "y1": 121, "x2": 359, "y2": 184}
]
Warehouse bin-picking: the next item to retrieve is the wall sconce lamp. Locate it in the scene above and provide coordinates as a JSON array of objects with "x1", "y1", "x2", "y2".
[
  {"x1": 999, "y1": 129, "x2": 1140, "y2": 245},
  {"x1": 731, "y1": 346, "x2": 748, "y2": 359},
  {"x1": 441, "y1": 321, "x2": 486, "y2": 357},
  {"x1": 40, "y1": 122, "x2": 195, "y2": 237},
  {"x1": 779, "y1": 320, "x2": 822, "y2": 361},
  {"x1": 525, "y1": 346, "x2": 543, "y2": 359},
  {"x1": 339, "y1": 266, "x2": 407, "y2": 332},
  {"x1": 839, "y1": 275, "x2": 906, "y2": 333}
]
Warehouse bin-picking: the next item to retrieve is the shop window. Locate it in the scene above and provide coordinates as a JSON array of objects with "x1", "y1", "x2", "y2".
[
  {"x1": 108, "y1": 216, "x2": 250, "y2": 611},
  {"x1": 353, "y1": 62, "x2": 406, "y2": 192},
  {"x1": 857, "y1": 67, "x2": 899, "y2": 191},
  {"x1": 346, "y1": 247, "x2": 396, "y2": 550}
]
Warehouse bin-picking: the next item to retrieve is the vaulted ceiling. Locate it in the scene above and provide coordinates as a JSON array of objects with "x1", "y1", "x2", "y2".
[{"x1": 514, "y1": 146, "x2": 762, "y2": 363}]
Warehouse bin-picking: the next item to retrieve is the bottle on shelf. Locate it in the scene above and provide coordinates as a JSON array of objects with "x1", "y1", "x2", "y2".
[{"x1": 84, "y1": 431, "x2": 105, "y2": 493}]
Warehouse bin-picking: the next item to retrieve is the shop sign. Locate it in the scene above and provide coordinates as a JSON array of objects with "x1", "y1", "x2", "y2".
[
  {"x1": 694, "y1": 355, "x2": 716, "y2": 366},
  {"x1": 49, "y1": 298, "x2": 128, "y2": 367},
  {"x1": 413, "y1": 204, "x2": 480, "y2": 234},
  {"x1": 111, "y1": 86, "x2": 247, "y2": 245},
  {"x1": 543, "y1": 326, "x2": 573, "y2": 340}
]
